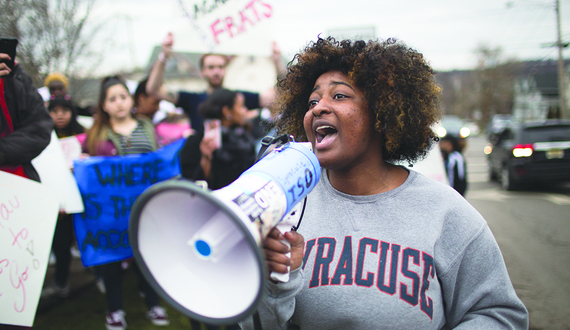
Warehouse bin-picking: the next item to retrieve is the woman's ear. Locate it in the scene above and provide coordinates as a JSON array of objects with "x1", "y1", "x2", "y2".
[{"x1": 221, "y1": 105, "x2": 232, "y2": 120}]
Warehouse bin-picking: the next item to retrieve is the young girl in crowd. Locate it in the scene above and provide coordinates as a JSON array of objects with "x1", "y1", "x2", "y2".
[
  {"x1": 41, "y1": 95, "x2": 85, "y2": 299},
  {"x1": 48, "y1": 95, "x2": 84, "y2": 138},
  {"x1": 82, "y1": 76, "x2": 169, "y2": 330},
  {"x1": 239, "y1": 37, "x2": 528, "y2": 329}
]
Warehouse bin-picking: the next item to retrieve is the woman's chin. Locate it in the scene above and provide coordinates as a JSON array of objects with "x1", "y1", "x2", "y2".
[{"x1": 315, "y1": 152, "x2": 338, "y2": 170}]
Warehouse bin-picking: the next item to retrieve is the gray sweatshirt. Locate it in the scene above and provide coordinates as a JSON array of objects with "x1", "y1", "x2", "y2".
[{"x1": 240, "y1": 169, "x2": 528, "y2": 329}]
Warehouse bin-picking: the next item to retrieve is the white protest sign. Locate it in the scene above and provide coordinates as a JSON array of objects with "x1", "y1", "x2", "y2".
[
  {"x1": 174, "y1": 0, "x2": 277, "y2": 56},
  {"x1": 58, "y1": 135, "x2": 83, "y2": 169},
  {"x1": 0, "y1": 171, "x2": 59, "y2": 327},
  {"x1": 403, "y1": 143, "x2": 449, "y2": 185},
  {"x1": 31, "y1": 131, "x2": 85, "y2": 214}
]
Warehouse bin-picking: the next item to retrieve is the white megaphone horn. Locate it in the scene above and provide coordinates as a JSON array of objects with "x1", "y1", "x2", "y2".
[{"x1": 129, "y1": 136, "x2": 321, "y2": 326}]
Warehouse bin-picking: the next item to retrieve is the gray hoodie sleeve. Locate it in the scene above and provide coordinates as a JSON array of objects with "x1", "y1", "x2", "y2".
[
  {"x1": 239, "y1": 268, "x2": 304, "y2": 330},
  {"x1": 439, "y1": 224, "x2": 529, "y2": 329}
]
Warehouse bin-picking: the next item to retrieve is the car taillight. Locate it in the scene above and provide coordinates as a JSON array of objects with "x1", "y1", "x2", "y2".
[{"x1": 512, "y1": 144, "x2": 533, "y2": 157}]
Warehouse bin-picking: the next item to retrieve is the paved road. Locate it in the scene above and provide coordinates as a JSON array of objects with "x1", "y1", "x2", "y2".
[{"x1": 463, "y1": 135, "x2": 570, "y2": 330}]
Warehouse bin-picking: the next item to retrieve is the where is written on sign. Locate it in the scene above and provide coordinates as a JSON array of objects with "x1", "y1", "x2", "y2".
[{"x1": 72, "y1": 138, "x2": 184, "y2": 267}]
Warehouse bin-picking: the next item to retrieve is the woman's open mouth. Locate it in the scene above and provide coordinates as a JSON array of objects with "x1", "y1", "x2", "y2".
[{"x1": 315, "y1": 125, "x2": 338, "y2": 148}]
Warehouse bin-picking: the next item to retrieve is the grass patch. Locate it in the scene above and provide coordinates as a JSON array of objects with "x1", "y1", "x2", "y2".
[{"x1": 32, "y1": 266, "x2": 234, "y2": 330}]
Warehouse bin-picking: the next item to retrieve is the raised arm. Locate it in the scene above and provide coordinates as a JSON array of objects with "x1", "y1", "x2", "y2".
[
  {"x1": 272, "y1": 41, "x2": 286, "y2": 78},
  {"x1": 147, "y1": 32, "x2": 179, "y2": 105},
  {"x1": 258, "y1": 42, "x2": 286, "y2": 109}
]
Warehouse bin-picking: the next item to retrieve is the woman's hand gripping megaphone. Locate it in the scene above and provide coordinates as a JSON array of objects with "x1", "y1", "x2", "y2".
[{"x1": 264, "y1": 227, "x2": 304, "y2": 282}]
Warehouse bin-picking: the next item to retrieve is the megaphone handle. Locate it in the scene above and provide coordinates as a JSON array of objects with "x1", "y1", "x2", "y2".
[{"x1": 269, "y1": 225, "x2": 291, "y2": 282}]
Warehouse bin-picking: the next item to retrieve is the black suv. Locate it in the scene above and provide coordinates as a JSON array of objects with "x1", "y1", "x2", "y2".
[{"x1": 487, "y1": 119, "x2": 570, "y2": 190}]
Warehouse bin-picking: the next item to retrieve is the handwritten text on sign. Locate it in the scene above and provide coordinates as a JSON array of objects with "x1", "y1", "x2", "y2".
[
  {"x1": 72, "y1": 139, "x2": 184, "y2": 267},
  {"x1": 182, "y1": 0, "x2": 273, "y2": 46},
  {"x1": 0, "y1": 172, "x2": 59, "y2": 327}
]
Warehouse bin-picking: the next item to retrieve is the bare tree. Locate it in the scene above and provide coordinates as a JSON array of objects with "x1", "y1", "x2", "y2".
[
  {"x1": 0, "y1": 0, "x2": 109, "y2": 97},
  {"x1": 473, "y1": 45, "x2": 521, "y2": 128},
  {"x1": 437, "y1": 45, "x2": 521, "y2": 131}
]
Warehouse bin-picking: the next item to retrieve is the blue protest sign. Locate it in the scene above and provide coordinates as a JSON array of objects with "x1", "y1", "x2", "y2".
[{"x1": 73, "y1": 138, "x2": 185, "y2": 267}]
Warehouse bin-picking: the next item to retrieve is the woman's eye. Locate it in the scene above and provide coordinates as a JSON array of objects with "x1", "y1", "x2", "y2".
[
  {"x1": 308, "y1": 99, "x2": 319, "y2": 108},
  {"x1": 334, "y1": 93, "x2": 347, "y2": 100}
]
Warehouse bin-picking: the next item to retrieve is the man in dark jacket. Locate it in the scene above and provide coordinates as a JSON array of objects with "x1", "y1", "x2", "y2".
[{"x1": 0, "y1": 52, "x2": 53, "y2": 182}]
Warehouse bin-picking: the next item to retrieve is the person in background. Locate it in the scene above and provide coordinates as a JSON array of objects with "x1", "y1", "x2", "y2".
[
  {"x1": 0, "y1": 47, "x2": 53, "y2": 330},
  {"x1": 44, "y1": 72, "x2": 93, "y2": 117},
  {"x1": 133, "y1": 78, "x2": 161, "y2": 121},
  {"x1": 82, "y1": 75, "x2": 169, "y2": 330},
  {"x1": 180, "y1": 88, "x2": 257, "y2": 190},
  {"x1": 41, "y1": 95, "x2": 85, "y2": 299},
  {"x1": 44, "y1": 72, "x2": 68, "y2": 97},
  {"x1": 0, "y1": 52, "x2": 52, "y2": 182},
  {"x1": 154, "y1": 112, "x2": 192, "y2": 146},
  {"x1": 179, "y1": 88, "x2": 256, "y2": 330},
  {"x1": 48, "y1": 95, "x2": 85, "y2": 138},
  {"x1": 134, "y1": 78, "x2": 192, "y2": 146},
  {"x1": 146, "y1": 32, "x2": 284, "y2": 135},
  {"x1": 439, "y1": 134, "x2": 468, "y2": 196},
  {"x1": 239, "y1": 37, "x2": 528, "y2": 329}
]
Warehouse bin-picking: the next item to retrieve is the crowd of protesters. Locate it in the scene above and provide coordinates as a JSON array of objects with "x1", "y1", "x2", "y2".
[
  {"x1": 1, "y1": 30, "x2": 281, "y2": 330},
  {"x1": 1, "y1": 31, "x2": 528, "y2": 330}
]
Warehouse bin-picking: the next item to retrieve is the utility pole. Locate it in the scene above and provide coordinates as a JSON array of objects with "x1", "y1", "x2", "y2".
[{"x1": 556, "y1": 0, "x2": 567, "y2": 118}]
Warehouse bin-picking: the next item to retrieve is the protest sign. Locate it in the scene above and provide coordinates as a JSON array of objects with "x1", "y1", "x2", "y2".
[
  {"x1": 58, "y1": 135, "x2": 83, "y2": 169},
  {"x1": 32, "y1": 131, "x2": 84, "y2": 214},
  {"x1": 402, "y1": 143, "x2": 449, "y2": 185},
  {"x1": 0, "y1": 171, "x2": 59, "y2": 327},
  {"x1": 174, "y1": 0, "x2": 277, "y2": 56},
  {"x1": 72, "y1": 138, "x2": 185, "y2": 267}
]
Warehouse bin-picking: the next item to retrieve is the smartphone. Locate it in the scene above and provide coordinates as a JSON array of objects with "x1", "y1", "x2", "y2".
[
  {"x1": 0, "y1": 38, "x2": 18, "y2": 78},
  {"x1": 204, "y1": 119, "x2": 222, "y2": 149}
]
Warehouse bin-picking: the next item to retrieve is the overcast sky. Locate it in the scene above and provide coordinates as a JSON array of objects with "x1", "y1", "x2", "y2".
[{"x1": 91, "y1": 0, "x2": 570, "y2": 75}]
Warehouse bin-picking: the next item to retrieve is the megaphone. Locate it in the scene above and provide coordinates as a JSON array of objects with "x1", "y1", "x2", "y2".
[{"x1": 129, "y1": 138, "x2": 321, "y2": 325}]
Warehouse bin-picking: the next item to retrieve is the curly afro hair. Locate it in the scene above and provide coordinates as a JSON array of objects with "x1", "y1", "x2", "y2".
[{"x1": 272, "y1": 36, "x2": 442, "y2": 164}]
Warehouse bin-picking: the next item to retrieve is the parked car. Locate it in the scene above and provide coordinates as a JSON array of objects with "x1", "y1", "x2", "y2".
[
  {"x1": 486, "y1": 119, "x2": 570, "y2": 190},
  {"x1": 486, "y1": 114, "x2": 512, "y2": 139},
  {"x1": 436, "y1": 115, "x2": 471, "y2": 152}
]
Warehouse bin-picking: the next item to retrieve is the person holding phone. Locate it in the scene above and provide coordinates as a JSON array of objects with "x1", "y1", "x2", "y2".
[
  {"x1": 180, "y1": 88, "x2": 257, "y2": 191},
  {"x1": 0, "y1": 38, "x2": 53, "y2": 183},
  {"x1": 0, "y1": 38, "x2": 52, "y2": 330},
  {"x1": 179, "y1": 88, "x2": 256, "y2": 330}
]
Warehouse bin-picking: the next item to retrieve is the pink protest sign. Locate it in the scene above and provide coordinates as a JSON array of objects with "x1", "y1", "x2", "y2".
[
  {"x1": 175, "y1": 0, "x2": 277, "y2": 56},
  {"x1": 0, "y1": 171, "x2": 59, "y2": 327}
]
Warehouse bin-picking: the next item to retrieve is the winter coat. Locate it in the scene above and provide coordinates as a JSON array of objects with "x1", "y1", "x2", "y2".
[{"x1": 0, "y1": 65, "x2": 53, "y2": 182}]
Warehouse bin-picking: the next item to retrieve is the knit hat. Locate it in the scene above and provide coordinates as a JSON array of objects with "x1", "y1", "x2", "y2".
[{"x1": 44, "y1": 72, "x2": 69, "y2": 90}]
